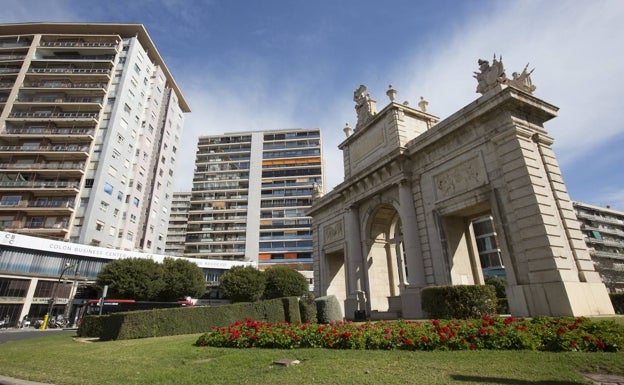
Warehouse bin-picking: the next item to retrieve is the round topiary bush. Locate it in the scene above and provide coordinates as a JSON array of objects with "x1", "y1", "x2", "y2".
[
  {"x1": 219, "y1": 266, "x2": 265, "y2": 303},
  {"x1": 263, "y1": 266, "x2": 309, "y2": 299}
]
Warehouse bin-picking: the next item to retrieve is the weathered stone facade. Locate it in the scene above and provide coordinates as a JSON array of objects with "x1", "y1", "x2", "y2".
[{"x1": 309, "y1": 70, "x2": 614, "y2": 319}]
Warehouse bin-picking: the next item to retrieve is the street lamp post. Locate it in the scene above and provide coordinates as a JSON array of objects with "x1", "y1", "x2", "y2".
[{"x1": 41, "y1": 262, "x2": 75, "y2": 330}]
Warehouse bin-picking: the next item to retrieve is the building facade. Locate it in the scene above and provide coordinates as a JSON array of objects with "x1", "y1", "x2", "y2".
[
  {"x1": 165, "y1": 191, "x2": 191, "y2": 256},
  {"x1": 0, "y1": 23, "x2": 190, "y2": 253},
  {"x1": 185, "y1": 129, "x2": 323, "y2": 282},
  {"x1": 574, "y1": 201, "x2": 624, "y2": 293},
  {"x1": 309, "y1": 62, "x2": 613, "y2": 319},
  {"x1": 0, "y1": 230, "x2": 250, "y2": 326}
]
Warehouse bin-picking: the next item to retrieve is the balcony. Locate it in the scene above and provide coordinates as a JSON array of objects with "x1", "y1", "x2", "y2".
[
  {"x1": 590, "y1": 250, "x2": 624, "y2": 260},
  {"x1": 0, "y1": 54, "x2": 26, "y2": 61},
  {"x1": 7, "y1": 111, "x2": 99, "y2": 121},
  {"x1": 27, "y1": 67, "x2": 111, "y2": 77},
  {"x1": 0, "y1": 199, "x2": 75, "y2": 215},
  {"x1": 0, "y1": 42, "x2": 31, "y2": 49},
  {"x1": 0, "y1": 180, "x2": 80, "y2": 192},
  {"x1": 0, "y1": 144, "x2": 89, "y2": 152},
  {"x1": 4, "y1": 127, "x2": 94, "y2": 136},
  {"x1": 22, "y1": 81, "x2": 107, "y2": 90},
  {"x1": 0, "y1": 82, "x2": 15, "y2": 88},
  {"x1": 16, "y1": 96, "x2": 103, "y2": 104},
  {"x1": 35, "y1": 54, "x2": 115, "y2": 62},
  {"x1": 40, "y1": 41, "x2": 118, "y2": 48},
  {"x1": 0, "y1": 68, "x2": 20, "y2": 74}
]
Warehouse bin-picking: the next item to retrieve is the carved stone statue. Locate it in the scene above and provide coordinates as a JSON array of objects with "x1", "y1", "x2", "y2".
[
  {"x1": 473, "y1": 54, "x2": 507, "y2": 94},
  {"x1": 418, "y1": 96, "x2": 428, "y2": 112},
  {"x1": 312, "y1": 182, "x2": 323, "y2": 199},
  {"x1": 353, "y1": 85, "x2": 377, "y2": 128},
  {"x1": 508, "y1": 63, "x2": 537, "y2": 94}
]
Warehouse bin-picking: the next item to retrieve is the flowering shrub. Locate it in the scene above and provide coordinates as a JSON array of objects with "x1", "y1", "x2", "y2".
[{"x1": 195, "y1": 316, "x2": 624, "y2": 352}]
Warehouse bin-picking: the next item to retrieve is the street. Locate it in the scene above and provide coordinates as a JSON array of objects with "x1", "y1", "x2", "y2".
[{"x1": 0, "y1": 327, "x2": 76, "y2": 344}]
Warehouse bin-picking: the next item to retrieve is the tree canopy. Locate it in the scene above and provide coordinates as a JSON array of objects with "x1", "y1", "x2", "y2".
[
  {"x1": 219, "y1": 265, "x2": 265, "y2": 303},
  {"x1": 96, "y1": 257, "x2": 206, "y2": 301}
]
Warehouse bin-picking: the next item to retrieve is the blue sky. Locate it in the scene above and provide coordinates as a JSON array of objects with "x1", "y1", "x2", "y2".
[{"x1": 2, "y1": 0, "x2": 624, "y2": 210}]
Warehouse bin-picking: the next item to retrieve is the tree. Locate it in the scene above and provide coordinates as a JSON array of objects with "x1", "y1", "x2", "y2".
[
  {"x1": 96, "y1": 258, "x2": 165, "y2": 300},
  {"x1": 219, "y1": 266, "x2": 265, "y2": 303},
  {"x1": 159, "y1": 257, "x2": 206, "y2": 301},
  {"x1": 263, "y1": 266, "x2": 309, "y2": 299}
]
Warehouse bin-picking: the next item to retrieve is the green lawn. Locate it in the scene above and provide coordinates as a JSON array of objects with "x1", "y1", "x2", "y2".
[{"x1": 0, "y1": 332, "x2": 623, "y2": 385}]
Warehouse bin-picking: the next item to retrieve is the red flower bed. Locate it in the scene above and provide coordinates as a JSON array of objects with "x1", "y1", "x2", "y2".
[{"x1": 195, "y1": 316, "x2": 624, "y2": 352}]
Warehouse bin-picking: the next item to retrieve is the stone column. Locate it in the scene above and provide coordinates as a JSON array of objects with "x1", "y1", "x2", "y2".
[
  {"x1": 398, "y1": 179, "x2": 426, "y2": 286},
  {"x1": 344, "y1": 205, "x2": 365, "y2": 319},
  {"x1": 397, "y1": 179, "x2": 426, "y2": 318}
]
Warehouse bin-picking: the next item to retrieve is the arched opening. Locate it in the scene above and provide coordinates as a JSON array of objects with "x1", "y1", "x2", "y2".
[{"x1": 364, "y1": 205, "x2": 404, "y2": 314}]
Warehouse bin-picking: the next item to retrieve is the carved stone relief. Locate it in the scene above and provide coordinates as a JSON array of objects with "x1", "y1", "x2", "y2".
[
  {"x1": 323, "y1": 220, "x2": 344, "y2": 244},
  {"x1": 434, "y1": 156, "x2": 488, "y2": 200}
]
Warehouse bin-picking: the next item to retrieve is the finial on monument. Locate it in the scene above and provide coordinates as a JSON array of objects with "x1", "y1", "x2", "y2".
[
  {"x1": 418, "y1": 96, "x2": 428, "y2": 112},
  {"x1": 386, "y1": 84, "x2": 397, "y2": 102},
  {"x1": 343, "y1": 122, "x2": 353, "y2": 138}
]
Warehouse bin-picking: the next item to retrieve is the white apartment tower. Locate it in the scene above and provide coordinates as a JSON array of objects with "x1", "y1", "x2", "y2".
[
  {"x1": 185, "y1": 129, "x2": 323, "y2": 274},
  {"x1": 165, "y1": 191, "x2": 191, "y2": 256},
  {"x1": 0, "y1": 23, "x2": 190, "y2": 252}
]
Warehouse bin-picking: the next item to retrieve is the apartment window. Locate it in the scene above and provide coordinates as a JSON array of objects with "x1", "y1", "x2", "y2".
[
  {"x1": 113, "y1": 208, "x2": 119, "y2": 218},
  {"x1": 136, "y1": 182, "x2": 143, "y2": 192},
  {"x1": 123, "y1": 103, "x2": 131, "y2": 113},
  {"x1": 130, "y1": 214, "x2": 137, "y2": 223},
  {"x1": 99, "y1": 201, "x2": 109, "y2": 212},
  {"x1": 84, "y1": 179, "x2": 94, "y2": 188},
  {"x1": 108, "y1": 166, "x2": 117, "y2": 177},
  {"x1": 133, "y1": 197, "x2": 139, "y2": 207},
  {"x1": 80, "y1": 198, "x2": 89, "y2": 207},
  {"x1": 112, "y1": 149, "x2": 121, "y2": 159},
  {"x1": 109, "y1": 226, "x2": 116, "y2": 236},
  {"x1": 95, "y1": 221, "x2": 104, "y2": 231},
  {"x1": 117, "y1": 191, "x2": 123, "y2": 201},
  {"x1": 134, "y1": 64, "x2": 141, "y2": 75},
  {"x1": 104, "y1": 183, "x2": 113, "y2": 195},
  {"x1": 117, "y1": 134, "x2": 124, "y2": 144}
]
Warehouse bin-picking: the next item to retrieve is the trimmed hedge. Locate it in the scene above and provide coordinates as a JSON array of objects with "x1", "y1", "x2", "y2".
[
  {"x1": 611, "y1": 293, "x2": 624, "y2": 314},
  {"x1": 78, "y1": 296, "x2": 300, "y2": 341},
  {"x1": 315, "y1": 295, "x2": 343, "y2": 324},
  {"x1": 299, "y1": 292, "x2": 317, "y2": 323},
  {"x1": 421, "y1": 285, "x2": 497, "y2": 319}
]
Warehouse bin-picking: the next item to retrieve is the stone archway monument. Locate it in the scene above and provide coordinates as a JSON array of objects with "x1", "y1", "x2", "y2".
[{"x1": 309, "y1": 56, "x2": 614, "y2": 319}]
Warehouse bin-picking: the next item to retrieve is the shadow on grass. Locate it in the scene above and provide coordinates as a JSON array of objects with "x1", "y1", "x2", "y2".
[{"x1": 450, "y1": 374, "x2": 585, "y2": 384}]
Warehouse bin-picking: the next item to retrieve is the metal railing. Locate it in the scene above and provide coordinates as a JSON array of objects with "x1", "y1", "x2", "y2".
[
  {"x1": 40, "y1": 41, "x2": 117, "y2": 48},
  {"x1": 0, "y1": 162, "x2": 84, "y2": 170},
  {"x1": 4, "y1": 127, "x2": 94, "y2": 135},
  {"x1": 0, "y1": 145, "x2": 89, "y2": 152},
  {"x1": 37, "y1": 55, "x2": 115, "y2": 61},
  {"x1": 8, "y1": 112, "x2": 98, "y2": 119},
  {"x1": 28, "y1": 68, "x2": 110, "y2": 75},
  {"x1": 0, "y1": 180, "x2": 80, "y2": 189},
  {"x1": 22, "y1": 81, "x2": 107, "y2": 89},
  {"x1": 16, "y1": 96, "x2": 103, "y2": 103}
]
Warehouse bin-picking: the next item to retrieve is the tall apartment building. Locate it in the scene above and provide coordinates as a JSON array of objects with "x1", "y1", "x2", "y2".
[
  {"x1": 185, "y1": 128, "x2": 323, "y2": 278},
  {"x1": 0, "y1": 23, "x2": 190, "y2": 253},
  {"x1": 165, "y1": 191, "x2": 191, "y2": 256},
  {"x1": 573, "y1": 201, "x2": 624, "y2": 293}
]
